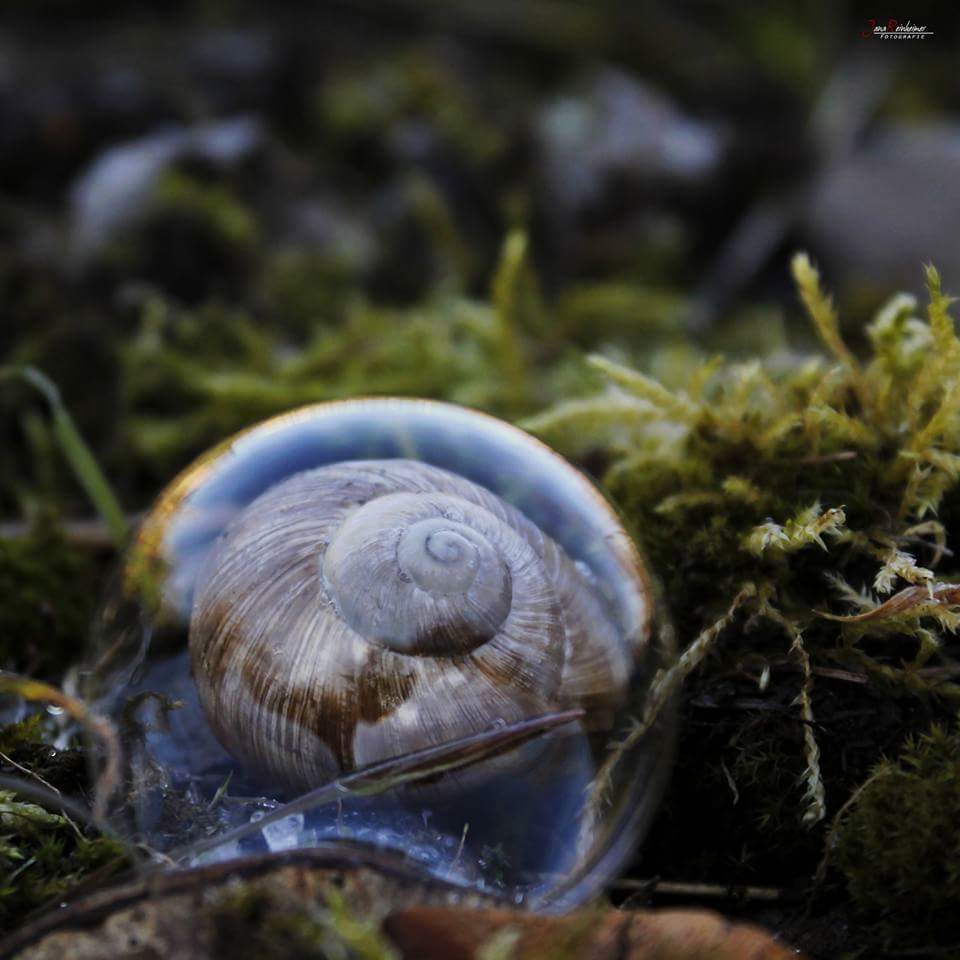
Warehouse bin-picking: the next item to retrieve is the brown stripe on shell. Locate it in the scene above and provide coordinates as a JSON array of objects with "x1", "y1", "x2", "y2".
[{"x1": 189, "y1": 460, "x2": 633, "y2": 791}]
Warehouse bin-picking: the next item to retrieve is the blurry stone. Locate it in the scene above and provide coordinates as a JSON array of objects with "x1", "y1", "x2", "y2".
[
  {"x1": 68, "y1": 116, "x2": 263, "y2": 264},
  {"x1": 537, "y1": 67, "x2": 723, "y2": 215},
  {"x1": 805, "y1": 124, "x2": 960, "y2": 295},
  {"x1": 535, "y1": 68, "x2": 722, "y2": 281},
  {"x1": 283, "y1": 197, "x2": 378, "y2": 272}
]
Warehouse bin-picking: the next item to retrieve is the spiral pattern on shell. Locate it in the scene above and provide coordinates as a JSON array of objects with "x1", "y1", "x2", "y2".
[{"x1": 189, "y1": 459, "x2": 633, "y2": 791}]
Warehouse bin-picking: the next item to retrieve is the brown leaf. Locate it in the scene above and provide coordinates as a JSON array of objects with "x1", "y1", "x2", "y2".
[
  {"x1": 384, "y1": 905, "x2": 803, "y2": 960},
  {"x1": 818, "y1": 583, "x2": 960, "y2": 623}
]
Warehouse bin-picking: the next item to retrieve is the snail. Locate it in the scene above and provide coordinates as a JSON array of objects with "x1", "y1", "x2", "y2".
[
  {"x1": 189, "y1": 457, "x2": 634, "y2": 791},
  {"x1": 101, "y1": 399, "x2": 668, "y2": 900}
]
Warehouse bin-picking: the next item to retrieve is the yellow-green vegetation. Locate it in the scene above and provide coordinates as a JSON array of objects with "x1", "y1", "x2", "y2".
[
  {"x1": 0, "y1": 718, "x2": 125, "y2": 930},
  {"x1": 835, "y1": 725, "x2": 960, "y2": 947},
  {"x1": 525, "y1": 255, "x2": 960, "y2": 942},
  {"x1": 209, "y1": 885, "x2": 397, "y2": 960},
  {"x1": 113, "y1": 231, "x2": 585, "y2": 482},
  {"x1": 5, "y1": 251, "x2": 960, "y2": 952},
  {"x1": 529, "y1": 256, "x2": 960, "y2": 732},
  {"x1": 0, "y1": 527, "x2": 100, "y2": 676},
  {"x1": 0, "y1": 794, "x2": 122, "y2": 932}
]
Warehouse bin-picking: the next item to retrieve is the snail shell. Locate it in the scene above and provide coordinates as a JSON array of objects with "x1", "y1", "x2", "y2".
[{"x1": 189, "y1": 458, "x2": 633, "y2": 792}]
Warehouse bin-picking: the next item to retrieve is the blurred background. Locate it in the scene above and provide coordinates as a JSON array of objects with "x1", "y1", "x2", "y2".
[{"x1": 1, "y1": 1, "x2": 957, "y2": 519}]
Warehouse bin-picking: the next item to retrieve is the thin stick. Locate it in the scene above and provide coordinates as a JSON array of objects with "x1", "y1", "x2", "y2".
[
  {"x1": 0, "y1": 774, "x2": 118, "y2": 845},
  {"x1": 448, "y1": 822, "x2": 469, "y2": 877},
  {"x1": 746, "y1": 659, "x2": 869, "y2": 685},
  {"x1": 793, "y1": 450, "x2": 858, "y2": 465},
  {"x1": 612, "y1": 878, "x2": 785, "y2": 902},
  {"x1": 0, "y1": 750, "x2": 61, "y2": 798},
  {"x1": 0, "y1": 519, "x2": 123, "y2": 550},
  {"x1": 0, "y1": 748, "x2": 90, "y2": 841},
  {"x1": 174, "y1": 709, "x2": 583, "y2": 863}
]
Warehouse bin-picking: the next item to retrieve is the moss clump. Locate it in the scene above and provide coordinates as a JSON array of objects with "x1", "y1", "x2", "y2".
[
  {"x1": 0, "y1": 715, "x2": 127, "y2": 933},
  {"x1": 835, "y1": 724, "x2": 960, "y2": 946},
  {"x1": 209, "y1": 884, "x2": 396, "y2": 960},
  {"x1": 0, "y1": 716, "x2": 84, "y2": 791},
  {"x1": 0, "y1": 524, "x2": 100, "y2": 677},
  {"x1": 259, "y1": 252, "x2": 362, "y2": 341},
  {"x1": 530, "y1": 254, "x2": 960, "y2": 702},
  {"x1": 0, "y1": 778, "x2": 125, "y2": 934},
  {"x1": 527, "y1": 257, "x2": 960, "y2": 909}
]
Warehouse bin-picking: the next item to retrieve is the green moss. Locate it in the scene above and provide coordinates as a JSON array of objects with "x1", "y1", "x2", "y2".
[
  {"x1": 527, "y1": 258, "x2": 960, "y2": 696},
  {"x1": 835, "y1": 724, "x2": 960, "y2": 946},
  {"x1": 0, "y1": 782, "x2": 126, "y2": 934},
  {"x1": 0, "y1": 523, "x2": 99, "y2": 677},
  {"x1": 259, "y1": 252, "x2": 361, "y2": 340},
  {"x1": 152, "y1": 173, "x2": 259, "y2": 253},
  {"x1": 0, "y1": 717, "x2": 85, "y2": 790},
  {"x1": 527, "y1": 258, "x2": 960, "y2": 911},
  {"x1": 0, "y1": 520, "x2": 126, "y2": 932},
  {"x1": 209, "y1": 884, "x2": 396, "y2": 960},
  {"x1": 0, "y1": 679, "x2": 140, "y2": 931}
]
